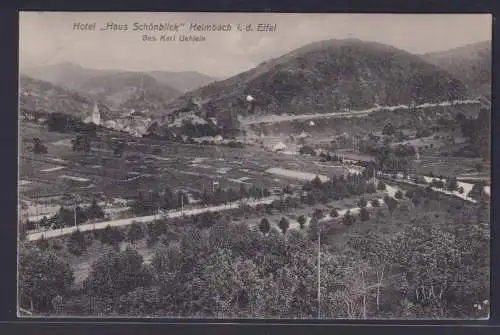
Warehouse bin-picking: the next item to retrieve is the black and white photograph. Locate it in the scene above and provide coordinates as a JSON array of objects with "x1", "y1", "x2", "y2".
[{"x1": 18, "y1": 12, "x2": 491, "y2": 319}]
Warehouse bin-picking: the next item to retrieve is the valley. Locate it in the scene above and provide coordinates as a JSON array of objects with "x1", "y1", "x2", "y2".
[{"x1": 18, "y1": 30, "x2": 491, "y2": 320}]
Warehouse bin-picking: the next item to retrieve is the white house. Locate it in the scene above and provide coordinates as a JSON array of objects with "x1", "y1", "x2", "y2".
[
  {"x1": 272, "y1": 142, "x2": 287, "y2": 152},
  {"x1": 297, "y1": 131, "x2": 310, "y2": 139}
]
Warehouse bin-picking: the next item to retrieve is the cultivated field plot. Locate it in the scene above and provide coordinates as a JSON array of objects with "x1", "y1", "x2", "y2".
[
  {"x1": 412, "y1": 155, "x2": 487, "y2": 178},
  {"x1": 19, "y1": 124, "x2": 347, "y2": 208}
]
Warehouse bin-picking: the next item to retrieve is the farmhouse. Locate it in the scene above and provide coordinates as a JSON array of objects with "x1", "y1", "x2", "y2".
[{"x1": 272, "y1": 142, "x2": 287, "y2": 152}]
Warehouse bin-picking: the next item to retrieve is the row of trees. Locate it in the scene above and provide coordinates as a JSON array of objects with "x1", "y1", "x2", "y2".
[
  {"x1": 131, "y1": 184, "x2": 275, "y2": 216},
  {"x1": 25, "y1": 199, "x2": 105, "y2": 231},
  {"x1": 47, "y1": 112, "x2": 97, "y2": 136},
  {"x1": 20, "y1": 194, "x2": 489, "y2": 318}
]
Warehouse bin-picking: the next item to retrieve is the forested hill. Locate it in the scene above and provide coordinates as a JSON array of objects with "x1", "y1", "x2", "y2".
[
  {"x1": 421, "y1": 41, "x2": 491, "y2": 97},
  {"x1": 79, "y1": 72, "x2": 181, "y2": 112},
  {"x1": 160, "y1": 38, "x2": 468, "y2": 123},
  {"x1": 19, "y1": 75, "x2": 94, "y2": 117}
]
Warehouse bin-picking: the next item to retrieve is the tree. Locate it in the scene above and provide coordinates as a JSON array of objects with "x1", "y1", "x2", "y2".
[
  {"x1": 19, "y1": 245, "x2": 74, "y2": 312},
  {"x1": 359, "y1": 207, "x2": 370, "y2": 222},
  {"x1": 343, "y1": 210, "x2": 355, "y2": 225},
  {"x1": 162, "y1": 187, "x2": 177, "y2": 210},
  {"x1": 72, "y1": 134, "x2": 91, "y2": 154},
  {"x1": 177, "y1": 191, "x2": 189, "y2": 207},
  {"x1": 395, "y1": 190, "x2": 404, "y2": 199},
  {"x1": 382, "y1": 123, "x2": 395, "y2": 136},
  {"x1": 32, "y1": 138, "x2": 48, "y2": 154},
  {"x1": 330, "y1": 208, "x2": 339, "y2": 218},
  {"x1": 312, "y1": 208, "x2": 325, "y2": 221},
  {"x1": 84, "y1": 246, "x2": 153, "y2": 301},
  {"x1": 384, "y1": 196, "x2": 398, "y2": 215},
  {"x1": 446, "y1": 177, "x2": 459, "y2": 192},
  {"x1": 259, "y1": 218, "x2": 270, "y2": 235},
  {"x1": 469, "y1": 181, "x2": 487, "y2": 201},
  {"x1": 99, "y1": 225, "x2": 125, "y2": 248},
  {"x1": 366, "y1": 183, "x2": 377, "y2": 194},
  {"x1": 67, "y1": 229, "x2": 87, "y2": 256},
  {"x1": 299, "y1": 145, "x2": 316, "y2": 156},
  {"x1": 297, "y1": 215, "x2": 306, "y2": 229},
  {"x1": 87, "y1": 199, "x2": 105, "y2": 220},
  {"x1": 127, "y1": 222, "x2": 144, "y2": 244},
  {"x1": 239, "y1": 184, "x2": 248, "y2": 198},
  {"x1": 377, "y1": 181, "x2": 387, "y2": 191},
  {"x1": 358, "y1": 197, "x2": 368, "y2": 208},
  {"x1": 278, "y1": 217, "x2": 290, "y2": 234},
  {"x1": 371, "y1": 199, "x2": 380, "y2": 208},
  {"x1": 36, "y1": 235, "x2": 50, "y2": 251},
  {"x1": 113, "y1": 141, "x2": 126, "y2": 157}
]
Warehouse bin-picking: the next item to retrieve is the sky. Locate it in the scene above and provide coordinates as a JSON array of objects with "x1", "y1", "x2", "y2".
[{"x1": 19, "y1": 12, "x2": 492, "y2": 78}]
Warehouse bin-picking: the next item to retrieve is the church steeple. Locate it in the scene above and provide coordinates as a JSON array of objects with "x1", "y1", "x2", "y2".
[{"x1": 92, "y1": 102, "x2": 101, "y2": 126}]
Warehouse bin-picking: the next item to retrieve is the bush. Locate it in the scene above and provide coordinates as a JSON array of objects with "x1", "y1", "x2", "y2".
[
  {"x1": 395, "y1": 190, "x2": 404, "y2": 199},
  {"x1": 278, "y1": 217, "x2": 290, "y2": 234},
  {"x1": 127, "y1": 222, "x2": 144, "y2": 244},
  {"x1": 377, "y1": 181, "x2": 387, "y2": 191},
  {"x1": 297, "y1": 215, "x2": 306, "y2": 229},
  {"x1": 36, "y1": 236, "x2": 50, "y2": 251},
  {"x1": 67, "y1": 230, "x2": 87, "y2": 256},
  {"x1": 343, "y1": 210, "x2": 355, "y2": 225},
  {"x1": 413, "y1": 176, "x2": 427, "y2": 185},
  {"x1": 371, "y1": 199, "x2": 380, "y2": 207},
  {"x1": 446, "y1": 177, "x2": 459, "y2": 191},
  {"x1": 359, "y1": 207, "x2": 370, "y2": 221},
  {"x1": 330, "y1": 208, "x2": 339, "y2": 218},
  {"x1": 99, "y1": 225, "x2": 125, "y2": 248},
  {"x1": 366, "y1": 183, "x2": 377, "y2": 194},
  {"x1": 259, "y1": 218, "x2": 270, "y2": 235}
]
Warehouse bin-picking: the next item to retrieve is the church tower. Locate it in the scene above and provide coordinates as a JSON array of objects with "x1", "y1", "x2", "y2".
[{"x1": 92, "y1": 102, "x2": 101, "y2": 126}]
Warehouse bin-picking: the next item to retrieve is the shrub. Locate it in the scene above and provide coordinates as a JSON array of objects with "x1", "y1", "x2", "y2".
[
  {"x1": 343, "y1": 210, "x2": 355, "y2": 225},
  {"x1": 36, "y1": 236, "x2": 50, "y2": 251},
  {"x1": 259, "y1": 218, "x2": 270, "y2": 235},
  {"x1": 395, "y1": 190, "x2": 404, "y2": 199},
  {"x1": 366, "y1": 183, "x2": 377, "y2": 194},
  {"x1": 67, "y1": 230, "x2": 87, "y2": 256},
  {"x1": 297, "y1": 215, "x2": 306, "y2": 229},
  {"x1": 330, "y1": 208, "x2": 339, "y2": 218},
  {"x1": 357, "y1": 197, "x2": 368, "y2": 208},
  {"x1": 278, "y1": 217, "x2": 290, "y2": 234},
  {"x1": 127, "y1": 222, "x2": 144, "y2": 244},
  {"x1": 99, "y1": 225, "x2": 125, "y2": 248},
  {"x1": 371, "y1": 199, "x2": 380, "y2": 207},
  {"x1": 359, "y1": 207, "x2": 370, "y2": 221},
  {"x1": 377, "y1": 181, "x2": 387, "y2": 191}
]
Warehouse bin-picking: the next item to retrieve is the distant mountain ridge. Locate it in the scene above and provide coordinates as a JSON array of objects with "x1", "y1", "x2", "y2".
[
  {"x1": 155, "y1": 38, "x2": 468, "y2": 134},
  {"x1": 421, "y1": 40, "x2": 491, "y2": 96},
  {"x1": 79, "y1": 72, "x2": 180, "y2": 111},
  {"x1": 20, "y1": 62, "x2": 219, "y2": 94}
]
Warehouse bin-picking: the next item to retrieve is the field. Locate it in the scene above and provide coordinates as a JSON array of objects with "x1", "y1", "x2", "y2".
[{"x1": 19, "y1": 122, "x2": 348, "y2": 219}]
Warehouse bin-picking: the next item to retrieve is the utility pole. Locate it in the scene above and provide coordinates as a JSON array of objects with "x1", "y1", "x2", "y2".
[
  {"x1": 317, "y1": 221, "x2": 321, "y2": 319},
  {"x1": 181, "y1": 193, "x2": 184, "y2": 216},
  {"x1": 74, "y1": 205, "x2": 77, "y2": 229}
]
